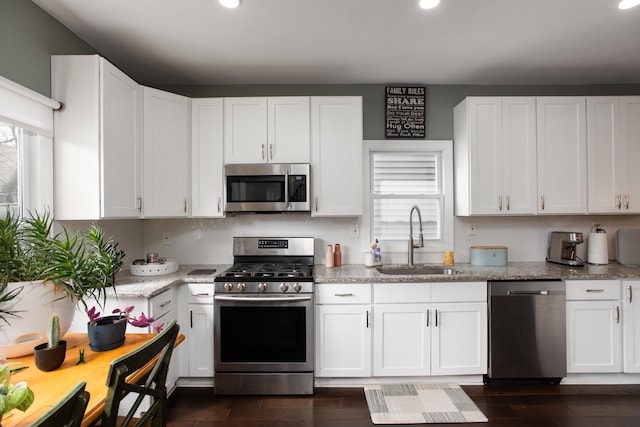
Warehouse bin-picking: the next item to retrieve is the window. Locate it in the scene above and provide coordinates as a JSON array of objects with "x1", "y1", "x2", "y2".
[
  {"x1": 0, "y1": 75, "x2": 58, "y2": 217},
  {"x1": 363, "y1": 140, "x2": 453, "y2": 257}
]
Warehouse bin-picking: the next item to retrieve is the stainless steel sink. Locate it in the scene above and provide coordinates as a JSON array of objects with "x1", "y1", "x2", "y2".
[{"x1": 376, "y1": 265, "x2": 457, "y2": 275}]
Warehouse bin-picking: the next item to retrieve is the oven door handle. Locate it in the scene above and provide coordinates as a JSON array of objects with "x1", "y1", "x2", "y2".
[{"x1": 214, "y1": 295, "x2": 312, "y2": 302}]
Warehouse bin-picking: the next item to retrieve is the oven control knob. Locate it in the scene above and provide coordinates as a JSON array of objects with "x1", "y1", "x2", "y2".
[
  {"x1": 280, "y1": 283, "x2": 289, "y2": 292},
  {"x1": 258, "y1": 283, "x2": 268, "y2": 292},
  {"x1": 224, "y1": 283, "x2": 233, "y2": 292},
  {"x1": 293, "y1": 283, "x2": 302, "y2": 293},
  {"x1": 237, "y1": 283, "x2": 246, "y2": 292}
]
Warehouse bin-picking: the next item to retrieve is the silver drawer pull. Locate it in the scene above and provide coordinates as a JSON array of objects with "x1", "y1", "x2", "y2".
[
  {"x1": 334, "y1": 293, "x2": 354, "y2": 297},
  {"x1": 586, "y1": 289, "x2": 604, "y2": 293},
  {"x1": 191, "y1": 292, "x2": 212, "y2": 296},
  {"x1": 159, "y1": 300, "x2": 172, "y2": 308}
]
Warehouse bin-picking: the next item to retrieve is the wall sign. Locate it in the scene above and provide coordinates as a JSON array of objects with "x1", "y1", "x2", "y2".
[{"x1": 385, "y1": 86, "x2": 425, "y2": 138}]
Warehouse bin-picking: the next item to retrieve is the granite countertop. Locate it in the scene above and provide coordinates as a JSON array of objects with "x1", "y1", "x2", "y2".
[
  {"x1": 110, "y1": 262, "x2": 640, "y2": 298},
  {"x1": 313, "y1": 262, "x2": 640, "y2": 283}
]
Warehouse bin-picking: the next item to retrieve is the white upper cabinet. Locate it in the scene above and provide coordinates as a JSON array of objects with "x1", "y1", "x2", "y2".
[
  {"x1": 52, "y1": 55, "x2": 142, "y2": 219},
  {"x1": 223, "y1": 97, "x2": 310, "y2": 164},
  {"x1": 310, "y1": 96, "x2": 363, "y2": 216},
  {"x1": 454, "y1": 97, "x2": 537, "y2": 215},
  {"x1": 191, "y1": 98, "x2": 224, "y2": 217},
  {"x1": 536, "y1": 97, "x2": 588, "y2": 214},
  {"x1": 588, "y1": 96, "x2": 640, "y2": 213},
  {"x1": 142, "y1": 87, "x2": 190, "y2": 217}
]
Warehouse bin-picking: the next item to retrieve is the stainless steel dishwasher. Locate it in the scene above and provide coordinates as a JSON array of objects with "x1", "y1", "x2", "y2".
[{"x1": 485, "y1": 280, "x2": 566, "y2": 384}]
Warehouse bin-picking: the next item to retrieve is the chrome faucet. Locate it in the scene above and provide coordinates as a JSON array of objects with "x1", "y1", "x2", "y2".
[{"x1": 408, "y1": 205, "x2": 424, "y2": 266}]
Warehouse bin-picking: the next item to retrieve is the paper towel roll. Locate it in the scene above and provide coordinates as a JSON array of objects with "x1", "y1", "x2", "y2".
[{"x1": 588, "y1": 232, "x2": 608, "y2": 265}]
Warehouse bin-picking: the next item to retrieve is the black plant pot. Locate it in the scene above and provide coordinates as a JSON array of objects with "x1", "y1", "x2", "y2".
[
  {"x1": 34, "y1": 340, "x2": 67, "y2": 371},
  {"x1": 88, "y1": 315, "x2": 127, "y2": 352}
]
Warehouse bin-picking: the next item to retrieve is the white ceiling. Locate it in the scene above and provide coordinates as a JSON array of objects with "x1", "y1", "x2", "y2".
[{"x1": 32, "y1": 0, "x2": 640, "y2": 87}]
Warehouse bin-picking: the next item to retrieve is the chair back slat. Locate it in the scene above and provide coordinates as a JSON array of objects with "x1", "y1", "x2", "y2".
[
  {"x1": 29, "y1": 381, "x2": 89, "y2": 427},
  {"x1": 100, "y1": 319, "x2": 180, "y2": 427}
]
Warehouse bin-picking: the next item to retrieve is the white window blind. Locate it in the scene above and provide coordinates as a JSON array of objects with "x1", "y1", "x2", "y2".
[{"x1": 371, "y1": 152, "x2": 443, "y2": 242}]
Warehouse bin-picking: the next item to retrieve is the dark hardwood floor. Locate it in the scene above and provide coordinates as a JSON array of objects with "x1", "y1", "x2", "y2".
[{"x1": 166, "y1": 384, "x2": 640, "y2": 426}]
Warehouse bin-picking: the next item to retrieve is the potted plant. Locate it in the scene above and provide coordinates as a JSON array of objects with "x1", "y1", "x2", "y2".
[
  {"x1": 0, "y1": 358, "x2": 35, "y2": 423},
  {"x1": 33, "y1": 313, "x2": 67, "y2": 371},
  {"x1": 0, "y1": 210, "x2": 125, "y2": 357},
  {"x1": 86, "y1": 305, "x2": 164, "y2": 352}
]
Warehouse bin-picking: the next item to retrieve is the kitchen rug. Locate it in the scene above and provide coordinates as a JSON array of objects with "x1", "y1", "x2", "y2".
[{"x1": 364, "y1": 383, "x2": 488, "y2": 424}]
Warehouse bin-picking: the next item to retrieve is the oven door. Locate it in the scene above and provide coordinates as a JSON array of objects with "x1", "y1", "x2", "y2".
[
  {"x1": 214, "y1": 293, "x2": 314, "y2": 373},
  {"x1": 224, "y1": 163, "x2": 310, "y2": 213}
]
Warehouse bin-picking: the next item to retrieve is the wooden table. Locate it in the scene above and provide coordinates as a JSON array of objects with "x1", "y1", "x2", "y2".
[{"x1": 3, "y1": 332, "x2": 184, "y2": 427}]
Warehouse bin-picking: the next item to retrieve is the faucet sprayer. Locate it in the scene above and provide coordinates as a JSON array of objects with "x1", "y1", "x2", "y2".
[{"x1": 408, "y1": 205, "x2": 424, "y2": 266}]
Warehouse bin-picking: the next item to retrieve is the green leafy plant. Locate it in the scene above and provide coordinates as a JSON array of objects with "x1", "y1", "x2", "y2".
[
  {"x1": 47, "y1": 313, "x2": 60, "y2": 349},
  {"x1": 0, "y1": 210, "x2": 126, "y2": 322},
  {"x1": 0, "y1": 360, "x2": 35, "y2": 416}
]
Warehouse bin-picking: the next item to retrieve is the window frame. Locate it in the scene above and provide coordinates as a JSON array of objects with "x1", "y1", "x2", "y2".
[{"x1": 362, "y1": 140, "x2": 454, "y2": 256}]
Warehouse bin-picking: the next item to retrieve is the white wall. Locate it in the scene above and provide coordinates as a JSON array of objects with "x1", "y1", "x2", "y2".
[{"x1": 60, "y1": 214, "x2": 640, "y2": 268}]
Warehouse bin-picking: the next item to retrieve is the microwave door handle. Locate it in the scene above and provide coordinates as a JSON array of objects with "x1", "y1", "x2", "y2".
[{"x1": 284, "y1": 168, "x2": 290, "y2": 208}]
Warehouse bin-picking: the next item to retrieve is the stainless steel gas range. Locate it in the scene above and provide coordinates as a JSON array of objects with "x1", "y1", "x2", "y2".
[{"x1": 213, "y1": 237, "x2": 315, "y2": 395}]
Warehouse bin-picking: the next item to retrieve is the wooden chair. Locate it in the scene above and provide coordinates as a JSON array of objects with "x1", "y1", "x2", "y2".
[
  {"x1": 99, "y1": 319, "x2": 180, "y2": 427},
  {"x1": 29, "y1": 381, "x2": 90, "y2": 427}
]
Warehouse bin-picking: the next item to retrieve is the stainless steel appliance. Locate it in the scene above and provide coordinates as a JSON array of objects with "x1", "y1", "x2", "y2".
[
  {"x1": 214, "y1": 237, "x2": 314, "y2": 395},
  {"x1": 485, "y1": 280, "x2": 566, "y2": 383},
  {"x1": 224, "y1": 164, "x2": 310, "y2": 213},
  {"x1": 546, "y1": 231, "x2": 585, "y2": 266}
]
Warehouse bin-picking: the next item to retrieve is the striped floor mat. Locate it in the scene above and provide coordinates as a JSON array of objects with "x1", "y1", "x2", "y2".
[{"x1": 364, "y1": 383, "x2": 488, "y2": 424}]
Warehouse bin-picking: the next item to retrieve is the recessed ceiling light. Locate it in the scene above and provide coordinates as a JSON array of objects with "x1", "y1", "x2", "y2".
[
  {"x1": 220, "y1": 0, "x2": 240, "y2": 9},
  {"x1": 419, "y1": 0, "x2": 440, "y2": 9},
  {"x1": 619, "y1": 0, "x2": 640, "y2": 9}
]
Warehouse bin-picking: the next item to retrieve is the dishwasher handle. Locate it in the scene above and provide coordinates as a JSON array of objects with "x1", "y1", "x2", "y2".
[{"x1": 507, "y1": 290, "x2": 550, "y2": 295}]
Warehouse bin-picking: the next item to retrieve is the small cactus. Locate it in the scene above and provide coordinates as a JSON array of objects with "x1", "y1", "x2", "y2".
[{"x1": 48, "y1": 313, "x2": 60, "y2": 349}]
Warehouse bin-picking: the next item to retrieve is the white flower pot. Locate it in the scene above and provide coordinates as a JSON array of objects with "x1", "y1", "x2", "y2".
[{"x1": 0, "y1": 281, "x2": 75, "y2": 358}]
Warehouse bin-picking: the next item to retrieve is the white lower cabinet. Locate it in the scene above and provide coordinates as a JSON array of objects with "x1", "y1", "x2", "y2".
[
  {"x1": 623, "y1": 281, "x2": 640, "y2": 372},
  {"x1": 186, "y1": 283, "x2": 215, "y2": 377},
  {"x1": 373, "y1": 282, "x2": 487, "y2": 377},
  {"x1": 566, "y1": 280, "x2": 622, "y2": 373},
  {"x1": 315, "y1": 284, "x2": 372, "y2": 377}
]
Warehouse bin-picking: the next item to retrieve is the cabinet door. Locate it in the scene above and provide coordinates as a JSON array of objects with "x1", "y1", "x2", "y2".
[
  {"x1": 502, "y1": 97, "x2": 537, "y2": 214},
  {"x1": 101, "y1": 58, "x2": 142, "y2": 218},
  {"x1": 310, "y1": 97, "x2": 363, "y2": 216},
  {"x1": 315, "y1": 305, "x2": 371, "y2": 377},
  {"x1": 268, "y1": 97, "x2": 310, "y2": 163},
  {"x1": 191, "y1": 98, "x2": 224, "y2": 217},
  {"x1": 223, "y1": 97, "x2": 267, "y2": 164},
  {"x1": 142, "y1": 87, "x2": 190, "y2": 217},
  {"x1": 623, "y1": 281, "x2": 640, "y2": 372},
  {"x1": 468, "y1": 98, "x2": 503, "y2": 214},
  {"x1": 188, "y1": 303, "x2": 215, "y2": 377},
  {"x1": 567, "y1": 300, "x2": 622, "y2": 373},
  {"x1": 620, "y1": 96, "x2": 640, "y2": 213},
  {"x1": 587, "y1": 97, "x2": 620, "y2": 213},
  {"x1": 373, "y1": 303, "x2": 430, "y2": 376},
  {"x1": 536, "y1": 97, "x2": 587, "y2": 214},
  {"x1": 431, "y1": 302, "x2": 487, "y2": 376}
]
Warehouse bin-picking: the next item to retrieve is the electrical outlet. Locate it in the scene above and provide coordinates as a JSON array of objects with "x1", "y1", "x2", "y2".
[
  {"x1": 350, "y1": 225, "x2": 360, "y2": 237},
  {"x1": 467, "y1": 223, "x2": 477, "y2": 235},
  {"x1": 162, "y1": 232, "x2": 172, "y2": 245}
]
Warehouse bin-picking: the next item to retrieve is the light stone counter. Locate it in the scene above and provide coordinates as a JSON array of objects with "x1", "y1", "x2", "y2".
[
  {"x1": 314, "y1": 262, "x2": 640, "y2": 283},
  {"x1": 108, "y1": 262, "x2": 640, "y2": 297},
  {"x1": 108, "y1": 264, "x2": 230, "y2": 298}
]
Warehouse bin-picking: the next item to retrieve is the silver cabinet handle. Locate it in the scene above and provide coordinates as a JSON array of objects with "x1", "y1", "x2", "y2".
[
  {"x1": 617, "y1": 193, "x2": 622, "y2": 209},
  {"x1": 586, "y1": 289, "x2": 604, "y2": 293},
  {"x1": 625, "y1": 194, "x2": 630, "y2": 210},
  {"x1": 540, "y1": 195, "x2": 545, "y2": 210},
  {"x1": 137, "y1": 196, "x2": 142, "y2": 212},
  {"x1": 630, "y1": 285, "x2": 633, "y2": 303},
  {"x1": 315, "y1": 196, "x2": 319, "y2": 212},
  {"x1": 506, "y1": 195, "x2": 510, "y2": 211},
  {"x1": 159, "y1": 300, "x2": 172, "y2": 308},
  {"x1": 366, "y1": 310, "x2": 369, "y2": 328},
  {"x1": 191, "y1": 292, "x2": 212, "y2": 296},
  {"x1": 426, "y1": 309, "x2": 430, "y2": 327},
  {"x1": 184, "y1": 198, "x2": 187, "y2": 213},
  {"x1": 269, "y1": 144, "x2": 273, "y2": 160},
  {"x1": 616, "y1": 305, "x2": 620, "y2": 324},
  {"x1": 498, "y1": 195, "x2": 502, "y2": 211},
  {"x1": 261, "y1": 143, "x2": 265, "y2": 160},
  {"x1": 334, "y1": 293, "x2": 353, "y2": 297},
  {"x1": 217, "y1": 197, "x2": 221, "y2": 213},
  {"x1": 435, "y1": 309, "x2": 439, "y2": 327},
  {"x1": 190, "y1": 310, "x2": 193, "y2": 328},
  {"x1": 284, "y1": 168, "x2": 290, "y2": 208}
]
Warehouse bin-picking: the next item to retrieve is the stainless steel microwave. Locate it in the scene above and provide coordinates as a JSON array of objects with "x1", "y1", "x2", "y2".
[{"x1": 224, "y1": 164, "x2": 310, "y2": 213}]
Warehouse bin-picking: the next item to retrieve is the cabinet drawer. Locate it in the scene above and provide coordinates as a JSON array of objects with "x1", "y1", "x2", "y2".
[
  {"x1": 315, "y1": 283, "x2": 371, "y2": 304},
  {"x1": 373, "y1": 283, "x2": 429, "y2": 303},
  {"x1": 187, "y1": 283, "x2": 215, "y2": 304},
  {"x1": 150, "y1": 289, "x2": 175, "y2": 318},
  {"x1": 566, "y1": 280, "x2": 621, "y2": 300},
  {"x1": 431, "y1": 282, "x2": 487, "y2": 303}
]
